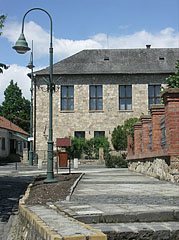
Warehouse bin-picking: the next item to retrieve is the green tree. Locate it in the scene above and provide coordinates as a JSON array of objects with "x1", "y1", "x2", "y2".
[
  {"x1": 111, "y1": 117, "x2": 140, "y2": 151},
  {"x1": 166, "y1": 60, "x2": 179, "y2": 88},
  {"x1": 0, "y1": 80, "x2": 30, "y2": 132},
  {"x1": 111, "y1": 125, "x2": 126, "y2": 151},
  {"x1": 0, "y1": 14, "x2": 8, "y2": 73}
]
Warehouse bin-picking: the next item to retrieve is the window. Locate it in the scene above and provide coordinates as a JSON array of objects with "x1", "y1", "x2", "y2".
[
  {"x1": 94, "y1": 131, "x2": 105, "y2": 138},
  {"x1": 90, "y1": 85, "x2": 103, "y2": 110},
  {"x1": 61, "y1": 86, "x2": 74, "y2": 110},
  {"x1": 74, "y1": 131, "x2": 85, "y2": 138},
  {"x1": 148, "y1": 85, "x2": 161, "y2": 108},
  {"x1": 1, "y1": 138, "x2": 5, "y2": 150},
  {"x1": 119, "y1": 85, "x2": 132, "y2": 110}
]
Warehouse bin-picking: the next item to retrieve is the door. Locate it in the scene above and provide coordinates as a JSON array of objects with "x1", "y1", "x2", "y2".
[{"x1": 59, "y1": 152, "x2": 68, "y2": 167}]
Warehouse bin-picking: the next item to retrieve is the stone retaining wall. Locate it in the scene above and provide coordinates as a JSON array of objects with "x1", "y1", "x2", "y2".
[{"x1": 128, "y1": 158, "x2": 179, "y2": 183}]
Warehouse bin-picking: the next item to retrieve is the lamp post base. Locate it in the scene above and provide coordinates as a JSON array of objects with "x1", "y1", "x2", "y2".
[
  {"x1": 44, "y1": 172, "x2": 57, "y2": 183},
  {"x1": 29, "y1": 150, "x2": 33, "y2": 166}
]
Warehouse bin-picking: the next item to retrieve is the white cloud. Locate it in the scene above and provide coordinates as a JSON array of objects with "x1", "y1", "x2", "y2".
[
  {"x1": 1, "y1": 21, "x2": 178, "y2": 104},
  {"x1": 3, "y1": 21, "x2": 179, "y2": 62},
  {"x1": 0, "y1": 64, "x2": 44, "y2": 104}
]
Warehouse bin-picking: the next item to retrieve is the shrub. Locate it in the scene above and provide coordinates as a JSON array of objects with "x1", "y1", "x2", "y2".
[
  {"x1": 67, "y1": 137, "x2": 86, "y2": 159},
  {"x1": 83, "y1": 139, "x2": 94, "y2": 159},
  {"x1": 105, "y1": 154, "x2": 128, "y2": 168},
  {"x1": 92, "y1": 137, "x2": 110, "y2": 158},
  {"x1": 84, "y1": 137, "x2": 110, "y2": 159},
  {"x1": 111, "y1": 125, "x2": 126, "y2": 151},
  {"x1": 166, "y1": 61, "x2": 179, "y2": 88},
  {"x1": 111, "y1": 117, "x2": 140, "y2": 151}
]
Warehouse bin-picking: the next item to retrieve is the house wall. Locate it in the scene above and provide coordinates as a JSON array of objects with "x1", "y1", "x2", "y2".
[
  {"x1": 35, "y1": 73, "x2": 168, "y2": 161},
  {"x1": 0, "y1": 128, "x2": 10, "y2": 158}
]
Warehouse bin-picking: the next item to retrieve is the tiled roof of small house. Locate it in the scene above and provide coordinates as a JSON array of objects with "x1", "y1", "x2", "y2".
[
  {"x1": 34, "y1": 48, "x2": 179, "y2": 75},
  {"x1": 0, "y1": 116, "x2": 29, "y2": 136}
]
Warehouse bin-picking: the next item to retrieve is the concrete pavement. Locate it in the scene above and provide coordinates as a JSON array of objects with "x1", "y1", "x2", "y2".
[{"x1": 2, "y1": 164, "x2": 179, "y2": 239}]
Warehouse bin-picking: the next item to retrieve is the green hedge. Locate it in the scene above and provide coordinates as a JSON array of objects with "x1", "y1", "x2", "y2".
[
  {"x1": 105, "y1": 154, "x2": 128, "y2": 168},
  {"x1": 67, "y1": 137, "x2": 110, "y2": 160}
]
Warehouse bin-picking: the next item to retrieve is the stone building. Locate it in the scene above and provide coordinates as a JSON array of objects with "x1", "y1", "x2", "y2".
[{"x1": 33, "y1": 47, "x2": 179, "y2": 160}]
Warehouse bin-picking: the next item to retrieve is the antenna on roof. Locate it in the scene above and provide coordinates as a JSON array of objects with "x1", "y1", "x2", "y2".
[{"x1": 106, "y1": 34, "x2": 109, "y2": 49}]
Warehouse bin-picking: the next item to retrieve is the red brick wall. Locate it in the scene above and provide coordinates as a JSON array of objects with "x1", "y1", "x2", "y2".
[
  {"x1": 141, "y1": 115, "x2": 152, "y2": 153},
  {"x1": 127, "y1": 89, "x2": 179, "y2": 161},
  {"x1": 134, "y1": 123, "x2": 142, "y2": 155},
  {"x1": 150, "y1": 105, "x2": 165, "y2": 152},
  {"x1": 163, "y1": 90, "x2": 179, "y2": 155}
]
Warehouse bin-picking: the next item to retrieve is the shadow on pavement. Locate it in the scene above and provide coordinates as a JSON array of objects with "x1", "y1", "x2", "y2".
[{"x1": 0, "y1": 175, "x2": 33, "y2": 222}]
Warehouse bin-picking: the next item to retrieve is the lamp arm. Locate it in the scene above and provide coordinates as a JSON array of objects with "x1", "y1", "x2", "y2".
[{"x1": 21, "y1": 8, "x2": 53, "y2": 45}]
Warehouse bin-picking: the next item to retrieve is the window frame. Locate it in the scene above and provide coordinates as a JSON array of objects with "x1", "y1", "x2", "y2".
[
  {"x1": 89, "y1": 85, "x2": 103, "y2": 111},
  {"x1": 94, "y1": 131, "x2": 105, "y2": 138},
  {"x1": 148, "y1": 85, "x2": 161, "y2": 108},
  {"x1": 61, "y1": 85, "x2": 74, "y2": 111},
  {"x1": 74, "y1": 131, "x2": 85, "y2": 139},
  {"x1": 119, "y1": 85, "x2": 132, "y2": 110}
]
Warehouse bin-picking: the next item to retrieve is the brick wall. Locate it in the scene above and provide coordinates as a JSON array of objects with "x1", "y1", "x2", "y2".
[{"x1": 127, "y1": 88, "x2": 179, "y2": 166}]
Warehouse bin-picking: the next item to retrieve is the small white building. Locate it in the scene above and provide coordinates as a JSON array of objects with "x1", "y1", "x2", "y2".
[{"x1": 0, "y1": 116, "x2": 29, "y2": 159}]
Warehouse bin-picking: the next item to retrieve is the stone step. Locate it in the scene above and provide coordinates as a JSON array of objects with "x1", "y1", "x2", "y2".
[
  {"x1": 56, "y1": 201, "x2": 179, "y2": 224},
  {"x1": 90, "y1": 221, "x2": 179, "y2": 240}
]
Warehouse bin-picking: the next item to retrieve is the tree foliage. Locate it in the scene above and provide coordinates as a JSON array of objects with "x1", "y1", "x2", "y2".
[
  {"x1": 111, "y1": 117, "x2": 140, "y2": 151},
  {"x1": 0, "y1": 15, "x2": 6, "y2": 35},
  {"x1": 0, "y1": 14, "x2": 8, "y2": 73},
  {"x1": 0, "y1": 80, "x2": 30, "y2": 132},
  {"x1": 67, "y1": 137, "x2": 110, "y2": 160},
  {"x1": 166, "y1": 61, "x2": 179, "y2": 88}
]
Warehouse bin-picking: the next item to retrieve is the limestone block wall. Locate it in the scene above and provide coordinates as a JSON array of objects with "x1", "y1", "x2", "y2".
[
  {"x1": 129, "y1": 158, "x2": 179, "y2": 183},
  {"x1": 34, "y1": 74, "x2": 167, "y2": 161}
]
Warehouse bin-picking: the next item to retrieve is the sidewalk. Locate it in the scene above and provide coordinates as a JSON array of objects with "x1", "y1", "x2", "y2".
[{"x1": 5, "y1": 166, "x2": 179, "y2": 239}]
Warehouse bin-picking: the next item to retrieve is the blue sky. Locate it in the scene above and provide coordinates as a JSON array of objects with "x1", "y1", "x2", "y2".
[{"x1": 0, "y1": 0, "x2": 179, "y2": 103}]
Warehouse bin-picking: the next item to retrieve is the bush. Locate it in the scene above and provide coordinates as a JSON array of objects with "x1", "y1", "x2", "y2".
[
  {"x1": 111, "y1": 125, "x2": 126, "y2": 151},
  {"x1": 111, "y1": 117, "x2": 140, "y2": 151},
  {"x1": 67, "y1": 137, "x2": 86, "y2": 159},
  {"x1": 166, "y1": 61, "x2": 179, "y2": 88},
  {"x1": 84, "y1": 137, "x2": 110, "y2": 159},
  {"x1": 67, "y1": 137, "x2": 110, "y2": 160},
  {"x1": 105, "y1": 154, "x2": 128, "y2": 168},
  {"x1": 92, "y1": 137, "x2": 110, "y2": 158}
]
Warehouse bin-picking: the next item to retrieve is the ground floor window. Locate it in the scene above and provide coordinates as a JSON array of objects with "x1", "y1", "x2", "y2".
[
  {"x1": 1, "y1": 137, "x2": 5, "y2": 150},
  {"x1": 74, "y1": 131, "x2": 85, "y2": 138},
  {"x1": 94, "y1": 131, "x2": 105, "y2": 138}
]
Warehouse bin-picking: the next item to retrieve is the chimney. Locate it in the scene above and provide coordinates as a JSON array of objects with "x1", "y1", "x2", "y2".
[{"x1": 146, "y1": 45, "x2": 151, "y2": 49}]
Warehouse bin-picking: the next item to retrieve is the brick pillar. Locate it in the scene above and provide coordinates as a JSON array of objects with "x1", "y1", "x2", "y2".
[
  {"x1": 150, "y1": 104, "x2": 165, "y2": 152},
  {"x1": 127, "y1": 135, "x2": 133, "y2": 157},
  {"x1": 161, "y1": 89, "x2": 179, "y2": 155},
  {"x1": 141, "y1": 115, "x2": 152, "y2": 153},
  {"x1": 134, "y1": 122, "x2": 142, "y2": 155}
]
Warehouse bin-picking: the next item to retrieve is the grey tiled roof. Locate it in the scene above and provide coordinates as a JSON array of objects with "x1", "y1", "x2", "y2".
[{"x1": 35, "y1": 48, "x2": 179, "y2": 75}]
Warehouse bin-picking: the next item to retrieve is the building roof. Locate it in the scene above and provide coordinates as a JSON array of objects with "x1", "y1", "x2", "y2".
[
  {"x1": 0, "y1": 116, "x2": 29, "y2": 136},
  {"x1": 35, "y1": 48, "x2": 179, "y2": 75}
]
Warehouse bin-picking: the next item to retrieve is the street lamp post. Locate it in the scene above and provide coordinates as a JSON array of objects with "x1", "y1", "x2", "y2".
[
  {"x1": 13, "y1": 8, "x2": 56, "y2": 183},
  {"x1": 27, "y1": 40, "x2": 34, "y2": 166}
]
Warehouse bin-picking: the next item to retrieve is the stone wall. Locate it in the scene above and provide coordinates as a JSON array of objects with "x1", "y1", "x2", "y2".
[
  {"x1": 129, "y1": 158, "x2": 179, "y2": 183},
  {"x1": 35, "y1": 73, "x2": 167, "y2": 161}
]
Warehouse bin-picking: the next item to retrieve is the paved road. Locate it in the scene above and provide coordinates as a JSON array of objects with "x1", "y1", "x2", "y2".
[{"x1": 0, "y1": 169, "x2": 34, "y2": 239}]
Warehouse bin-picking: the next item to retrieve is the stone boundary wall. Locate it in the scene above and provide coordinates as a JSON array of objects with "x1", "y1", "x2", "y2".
[
  {"x1": 129, "y1": 158, "x2": 179, "y2": 183},
  {"x1": 127, "y1": 88, "x2": 179, "y2": 183}
]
